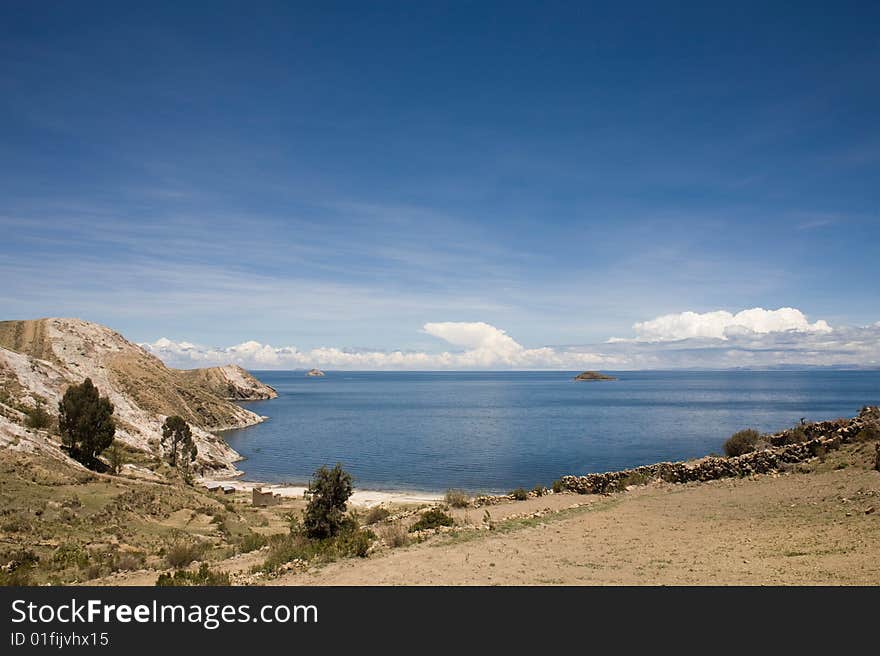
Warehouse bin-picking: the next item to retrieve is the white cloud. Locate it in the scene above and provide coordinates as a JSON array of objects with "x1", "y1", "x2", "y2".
[
  {"x1": 610, "y1": 307, "x2": 833, "y2": 343},
  {"x1": 141, "y1": 311, "x2": 880, "y2": 371},
  {"x1": 142, "y1": 321, "x2": 617, "y2": 370}
]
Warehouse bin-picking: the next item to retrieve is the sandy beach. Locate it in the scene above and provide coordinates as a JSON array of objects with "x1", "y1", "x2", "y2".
[{"x1": 202, "y1": 478, "x2": 443, "y2": 506}]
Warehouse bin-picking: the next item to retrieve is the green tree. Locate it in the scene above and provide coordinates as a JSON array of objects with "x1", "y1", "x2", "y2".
[
  {"x1": 161, "y1": 415, "x2": 197, "y2": 468},
  {"x1": 58, "y1": 378, "x2": 115, "y2": 464},
  {"x1": 303, "y1": 464, "x2": 353, "y2": 539}
]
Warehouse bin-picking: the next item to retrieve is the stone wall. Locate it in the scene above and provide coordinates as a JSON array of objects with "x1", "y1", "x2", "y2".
[{"x1": 561, "y1": 406, "x2": 879, "y2": 495}]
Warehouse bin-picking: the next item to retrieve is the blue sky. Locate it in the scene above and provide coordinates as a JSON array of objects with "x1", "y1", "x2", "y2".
[{"x1": 2, "y1": 2, "x2": 879, "y2": 368}]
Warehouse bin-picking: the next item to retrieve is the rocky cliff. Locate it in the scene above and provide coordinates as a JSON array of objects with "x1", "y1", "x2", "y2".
[{"x1": 0, "y1": 318, "x2": 275, "y2": 476}]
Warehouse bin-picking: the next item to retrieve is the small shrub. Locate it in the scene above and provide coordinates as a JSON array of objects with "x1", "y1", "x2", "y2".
[
  {"x1": 532, "y1": 485, "x2": 546, "y2": 497},
  {"x1": 723, "y1": 428, "x2": 763, "y2": 457},
  {"x1": 25, "y1": 405, "x2": 52, "y2": 430},
  {"x1": 482, "y1": 510, "x2": 495, "y2": 530},
  {"x1": 261, "y1": 534, "x2": 329, "y2": 572},
  {"x1": 112, "y1": 551, "x2": 145, "y2": 572},
  {"x1": 855, "y1": 425, "x2": 880, "y2": 442},
  {"x1": 409, "y1": 508, "x2": 454, "y2": 532},
  {"x1": 617, "y1": 471, "x2": 650, "y2": 490},
  {"x1": 510, "y1": 487, "x2": 528, "y2": 501},
  {"x1": 156, "y1": 563, "x2": 230, "y2": 586},
  {"x1": 380, "y1": 523, "x2": 409, "y2": 548},
  {"x1": 165, "y1": 541, "x2": 208, "y2": 568},
  {"x1": 338, "y1": 528, "x2": 375, "y2": 558},
  {"x1": 52, "y1": 542, "x2": 90, "y2": 569},
  {"x1": 236, "y1": 532, "x2": 269, "y2": 553},
  {"x1": 551, "y1": 479, "x2": 565, "y2": 493},
  {"x1": 1, "y1": 516, "x2": 29, "y2": 533},
  {"x1": 62, "y1": 494, "x2": 82, "y2": 508},
  {"x1": 363, "y1": 506, "x2": 391, "y2": 525},
  {"x1": 779, "y1": 423, "x2": 810, "y2": 445},
  {"x1": 444, "y1": 489, "x2": 470, "y2": 508},
  {"x1": 0, "y1": 549, "x2": 40, "y2": 586}
]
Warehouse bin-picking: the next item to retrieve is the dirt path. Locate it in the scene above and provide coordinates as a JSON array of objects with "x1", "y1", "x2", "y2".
[{"x1": 273, "y1": 466, "x2": 880, "y2": 585}]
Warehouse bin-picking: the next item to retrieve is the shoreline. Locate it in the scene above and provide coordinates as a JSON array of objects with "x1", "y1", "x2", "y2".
[{"x1": 200, "y1": 478, "x2": 443, "y2": 506}]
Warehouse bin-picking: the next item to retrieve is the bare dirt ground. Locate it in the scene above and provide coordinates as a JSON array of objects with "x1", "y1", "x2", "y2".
[{"x1": 273, "y1": 456, "x2": 880, "y2": 585}]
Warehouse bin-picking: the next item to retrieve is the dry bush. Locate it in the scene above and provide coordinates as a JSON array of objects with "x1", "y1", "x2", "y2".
[
  {"x1": 409, "y1": 508, "x2": 454, "y2": 532},
  {"x1": 164, "y1": 541, "x2": 208, "y2": 568},
  {"x1": 380, "y1": 523, "x2": 409, "y2": 548},
  {"x1": 509, "y1": 487, "x2": 528, "y2": 501},
  {"x1": 724, "y1": 429, "x2": 763, "y2": 457},
  {"x1": 444, "y1": 489, "x2": 470, "y2": 508},
  {"x1": 363, "y1": 506, "x2": 391, "y2": 525}
]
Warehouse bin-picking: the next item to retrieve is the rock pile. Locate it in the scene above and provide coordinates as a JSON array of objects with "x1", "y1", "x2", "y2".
[{"x1": 562, "y1": 406, "x2": 879, "y2": 495}]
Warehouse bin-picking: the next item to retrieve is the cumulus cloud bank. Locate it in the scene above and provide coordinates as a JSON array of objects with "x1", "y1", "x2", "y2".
[
  {"x1": 142, "y1": 322, "x2": 616, "y2": 370},
  {"x1": 142, "y1": 309, "x2": 880, "y2": 371},
  {"x1": 610, "y1": 307, "x2": 833, "y2": 343}
]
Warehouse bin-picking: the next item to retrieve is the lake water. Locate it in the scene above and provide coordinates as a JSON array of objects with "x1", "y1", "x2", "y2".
[{"x1": 222, "y1": 370, "x2": 880, "y2": 493}]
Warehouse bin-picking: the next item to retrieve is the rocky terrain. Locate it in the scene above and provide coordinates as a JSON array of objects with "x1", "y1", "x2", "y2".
[{"x1": 0, "y1": 318, "x2": 275, "y2": 476}]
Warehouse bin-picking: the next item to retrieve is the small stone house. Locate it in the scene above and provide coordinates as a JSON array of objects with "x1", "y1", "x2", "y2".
[{"x1": 252, "y1": 487, "x2": 282, "y2": 507}]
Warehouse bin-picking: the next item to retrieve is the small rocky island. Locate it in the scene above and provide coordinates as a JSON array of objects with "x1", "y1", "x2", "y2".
[
  {"x1": 306, "y1": 368, "x2": 325, "y2": 377},
  {"x1": 573, "y1": 370, "x2": 617, "y2": 381}
]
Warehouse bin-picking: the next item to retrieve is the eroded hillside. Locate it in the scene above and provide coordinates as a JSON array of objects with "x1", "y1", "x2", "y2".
[{"x1": 0, "y1": 318, "x2": 275, "y2": 476}]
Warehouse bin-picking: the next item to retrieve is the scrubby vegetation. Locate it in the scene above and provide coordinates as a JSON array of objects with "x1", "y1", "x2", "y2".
[
  {"x1": 379, "y1": 522, "x2": 409, "y2": 547},
  {"x1": 444, "y1": 488, "x2": 470, "y2": 508},
  {"x1": 0, "y1": 548, "x2": 40, "y2": 586},
  {"x1": 856, "y1": 424, "x2": 880, "y2": 442},
  {"x1": 723, "y1": 428, "x2": 764, "y2": 457},
  {"x1": 510, "y1": 487, "x2": 529, "y2": 501},
  {"x1": 0, "y1": 450, "x2": 270, "y2": 585},
  {"x1": 363, "y1": 505, "x2": 391, "y2": 524},
  {"x1": 236, "y1": 531, "x2": 269, "y2": 553},
  {"x1": 156, "y1": 563, "x2": 230, "y2": 586},
  {"x1": 409, "y1": 508, "x2": 454, "y2": 532},
  {"x1": 779, "y1": 423, "x2": 809, "y2": 445},
  {"x1": 24, "y1": 404, "x2": 52, "y2": 430},
  {"x1": 164, "y1": 540, "x2": 208, "y2": 569},
  {"x1": 551, "y1": 478, "x2": 565, "y2": 493},
  {"x1": 259, "y1": 521, "x2": 375, "y2": 572},
  {"x1": 617, "y1": 471, "x2": 652, "y2": 491}
]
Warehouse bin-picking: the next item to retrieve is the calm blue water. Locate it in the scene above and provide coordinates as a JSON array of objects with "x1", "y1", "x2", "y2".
[{"x1": 222, "y1": 370, "x2": 880, "y2": 493}]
